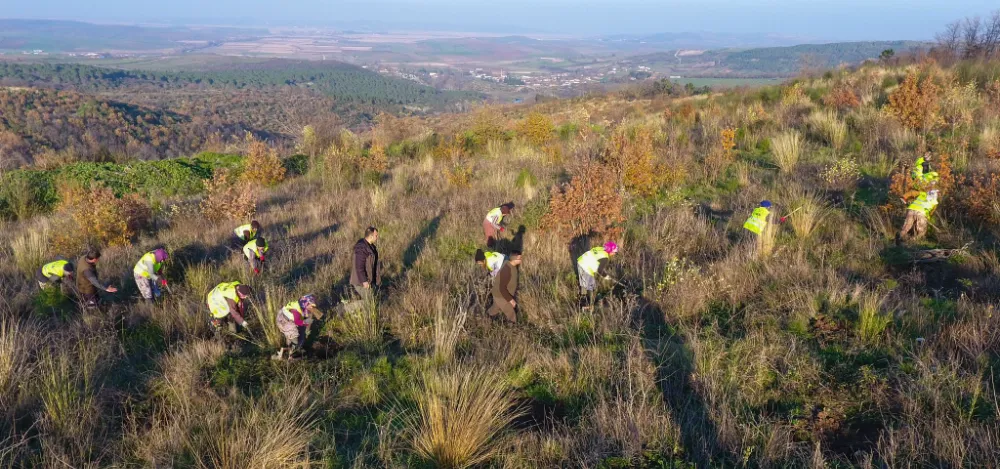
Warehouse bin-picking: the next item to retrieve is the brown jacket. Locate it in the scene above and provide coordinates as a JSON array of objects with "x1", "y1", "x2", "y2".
[
  {"x1": 76, "y1": 257, "x2": 103, "y2": 296},
  {"x1": 350, "y1": 238, "x2": 381, "y2": 286},
  {"x1": 492, "y1": 261, "x2": 519, "y2": 302}
]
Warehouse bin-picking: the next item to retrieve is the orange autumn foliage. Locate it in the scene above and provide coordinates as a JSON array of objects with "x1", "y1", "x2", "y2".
[{"x1": 543, "y1": 162, "x2": 625, "y2": 240}]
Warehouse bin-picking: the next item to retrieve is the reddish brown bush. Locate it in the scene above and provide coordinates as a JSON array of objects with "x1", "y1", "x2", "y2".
[
  {"x1": 823, "y1": 85, "x2": 861, "y2": 111},
  {"x1": 543, "y1": 162, "x2": 625, "y2": 240},
  {"x1": 886, "y1": 70, "x2": 943, "y2": 131},
  {"x1": 965, "y1": 173, "x2": 1000, "y2": 224},
  {"x1": 200, "y1": 168, "x2": 258, "y2": 222}
]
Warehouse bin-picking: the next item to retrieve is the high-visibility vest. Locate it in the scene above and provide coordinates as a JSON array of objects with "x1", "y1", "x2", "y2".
[
  {"x1": 243, "y1": 238, "x2": 268, "y2": 259},
  {"x1": 234, "y1": 224, "x2": 257, "y2": 240},
  {"x1": 743, "y1": 207, "x2": 770, "y2": 235},
  {"x1": 42, "y1": 260, "x2": 69, "y2": 278},
  {"x1": 207, "y1": 281, "x2": 242, "y2": 318},
  {"x1": 485, "y1": 207, "x2": 504, "y2": 226},
  {"x1": 907, "y1": 192, "x2": 939, "y2": 217},
  {"x1": 133, "y1": 251, "x2": 163, "y2": 278},
  {"x1": 484, "y1": 251, "x2": 506, "y2": 276},
  {"x1": 577, "y1": 247, "x2": 609, "y2": 276},
  {"x1": 280, "y1": 300, "x2": 304, "y2": 321},
  {"x1": 912, "y1": 157, "x2": 939, "y2": 184}
]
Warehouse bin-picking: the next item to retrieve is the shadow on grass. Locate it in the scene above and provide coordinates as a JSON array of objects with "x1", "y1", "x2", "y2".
[
  {"x1": 282, "y1": 253, "x2": 335, "y2": 284},
  {"x1": 622, "y1": 282, "x2": 734, "y2": 467}
]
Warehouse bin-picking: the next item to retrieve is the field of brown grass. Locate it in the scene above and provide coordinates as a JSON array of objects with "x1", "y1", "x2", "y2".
[{"x1": 2, "y1": 58, "x2": 1000, "y2": 467}]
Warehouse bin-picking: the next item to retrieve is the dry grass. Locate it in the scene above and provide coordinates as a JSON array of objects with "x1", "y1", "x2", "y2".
[
  {"x1": 786, "y1": 190, "x2": 830, "y2": 240},
  {"x1": 771, "y1": 130, "x2": 803, "y2": 173},
  {"x1": 432, "y1": 304, "x2": 467, "y2": 366},
  {"x1": 808, "y1": 109, "x2": 848, "y2": 151},
  {"x1": 9, "y1": 221, "x2": 49, "y2": 275},
  {"x1": 405, "y1": 364, "x2": 524, "y2": 469}
]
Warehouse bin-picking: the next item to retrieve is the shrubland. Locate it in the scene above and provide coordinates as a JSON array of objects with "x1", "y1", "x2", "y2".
[{"x1": 1, "y1": 55, "x2": 1000, "y2": 468}]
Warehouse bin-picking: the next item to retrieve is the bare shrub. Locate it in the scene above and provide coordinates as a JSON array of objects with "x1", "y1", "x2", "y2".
[
  {"x1": 200, "y1": 168, "x2": 258, "y2": 222},
  {"x1": 543, "y1": 162, "x2": 625, "y2": 240},
  {"x1": 50, "y1": 181, "x2": 151, "y2": 252}
]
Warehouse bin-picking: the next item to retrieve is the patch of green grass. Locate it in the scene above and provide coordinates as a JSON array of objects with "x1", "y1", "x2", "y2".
[
  {"x1": 32, "y1": 287, "x2": 76, "y2": 319},
  {"x1": 210, "y1": 355, "x2": 276, "y2": 395}
]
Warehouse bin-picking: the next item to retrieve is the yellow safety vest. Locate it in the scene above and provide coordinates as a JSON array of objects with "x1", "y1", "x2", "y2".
[
  {"x1": 484, "y1": 251, "x2": 506, "y2": 274},
  {"x1": 486, "y1": 207, "x2": 504, "y2": 225},
  {"x1": 133, "y1": 251, "x2": 163, "y2": 278},
  {"x1": 234, "y1": 224, "x2": 257, "y2": 239},
  {"x1": 281, "y1": 300, "x2": 304, "y2": 321},
  {"x1": 912, "y1": 157, "x2": 939, "y2": 184},
  {"x1": 743, "y1": 207, "x2": 770, "y2": 235},
  {"x1": 907, "y1": 192, "x2": 939, "y2": 217},
  {"x1": 243, "y1": 238, "x2": 268, "y2": 259},
  {"x1": 577, "y1": 247, "x2": 609, "y2": 276},
  {"x1": 207, "y1": 281, "x2": 242, "y2": 318},
  {"x1": 42, "y1": 260, "x2": 69, "y2": 278}
]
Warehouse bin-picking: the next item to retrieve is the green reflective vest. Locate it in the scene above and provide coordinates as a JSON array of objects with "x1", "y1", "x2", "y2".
[
  {"x1": 281, "y1": 300, "x2": 303, "y2": 321},
  {"x1": 907, "y1": 192, "x2": 939, "y2": 217},
  {"x1": 578, "y1": 247, "x2": 609, "y2": 276},
  {"x1": 486, "y1": 207, "x2": 504, "y2": 226},
  {"x1": 744, "y1": 207, "x2": 770, "y2": 235},
  {"x1": 912, "y1": 157, "x2": 939, "y2": 184},
  {"x1": 133, "y1": 251, "x2": 163, "y2": 278},
  {"x1": 234, "y1": 224, "x2": 257, "y2": 240},
  {"x1": 42, "y1": 260, "x2": 69, "y2": 278},
  {"x1": 484, "y1": 251, "x2": 506, "y2": 275},
  {"x1": 207, "y1": 281, "x2": 242, "y2": 318},
  {"x1": 243, "y1": 238, "x2": 268, "y2": 259}
]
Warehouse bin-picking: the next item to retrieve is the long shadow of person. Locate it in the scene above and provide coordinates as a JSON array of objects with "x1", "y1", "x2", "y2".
[{"x1": 496, "y1": 225, "x2": 527, "y2": 254}]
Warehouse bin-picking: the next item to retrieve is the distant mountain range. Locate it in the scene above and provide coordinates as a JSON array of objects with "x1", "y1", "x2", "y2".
[{"x1": 597, "y1": 31, "x2": 826, "y2": 50}]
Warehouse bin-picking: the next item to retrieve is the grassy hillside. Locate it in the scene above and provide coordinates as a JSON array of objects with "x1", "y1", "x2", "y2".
[{"x1": 1, "y1": 59, "x2": 999, "y2": 467}]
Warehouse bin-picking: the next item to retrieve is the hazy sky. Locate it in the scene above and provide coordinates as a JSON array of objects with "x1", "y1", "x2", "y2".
[{"x1": 4, "y1": 0, "x2": 997, "y2": 40}]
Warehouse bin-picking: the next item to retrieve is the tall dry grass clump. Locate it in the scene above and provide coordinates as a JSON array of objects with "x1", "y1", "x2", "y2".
[
  {"x1": 771, "y1": 130, "x2": 803, "y2": 173},
  {"x1": 808, "y1": 109, "x2": 848, "y2": 150},
  {"x1": 405, "y1": 365, "x2": 524, "y2": 468},
  {"x1": 786, "y1": 190, "x2": 830, "y2": 239},
  {"x1": 433, "y1": 306, "x2": 467, "y2": 366},
  {"x1": 10, "y1": 221, "x2": 50, "y2": 274},
  {"x1": 336, "y1": 296, "x2": 384, "y2": 353},
  {"x1": 185, "y1": 386, "x2": 316, "y2": 469},
  {"x1": 0, "y1": 319, "x2": 37, "y2": 416},
  {"x1": 257, "y1": 285, "x2": 290, "y2": 349},
  {"x1": 856, "y1": 289, "x2": 892, "y2": 346}
]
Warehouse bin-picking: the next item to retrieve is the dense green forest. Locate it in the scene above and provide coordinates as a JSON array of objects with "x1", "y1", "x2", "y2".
[{"x1": 0, "y1": 60, "x2": 481, "y2": 108}]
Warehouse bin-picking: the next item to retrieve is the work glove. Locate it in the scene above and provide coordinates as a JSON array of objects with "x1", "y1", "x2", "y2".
[
  {"x1": 603, "y1": 275, "x2": 612, "y2": 282},
  {"x1": 240, "y1": 321, "x2": 249, "y2": 328},
  {"x1": 500, "y1": 227, "x2": 506, "y2": 232},
  {"x1": 779, "y1": 217, "x2": 787, "y2": 224},
  {"x1": 160, "y1": 278, "x2": 168, "y2": 287}
]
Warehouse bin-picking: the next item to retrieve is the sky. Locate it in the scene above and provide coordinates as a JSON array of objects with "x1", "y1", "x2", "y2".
[{"x1": 2, "y1": 0, "x2": 997, "y2": 40}]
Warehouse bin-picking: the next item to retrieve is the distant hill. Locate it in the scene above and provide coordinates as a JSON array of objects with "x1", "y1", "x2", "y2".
[
  {"x1": 599, "y1": 31, "x2": 824, "y2": 50},
  {"x1": 633, "y1": 41, "x2": 927, "y2": 77},
  {"x1": 0, "y1": 59, "x2": 482, "y2": 108},
  {"x1": 0, "y1": 19, "x2": 265, "y2": 53}
]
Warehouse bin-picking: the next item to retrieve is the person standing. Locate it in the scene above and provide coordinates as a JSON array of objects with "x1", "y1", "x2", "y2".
[
  {"x1": 350, "y1": 226, "x2": 381, "y2": 304},
  {"x1": 242, "y1": 236, "x2": 268, "y2": 274},
  {"x1": 487, "y1": 251, "x2": 522, "y2": 323},
  {"x1": 76, "y1": 249, "x2": 118, "y2": 308},
  {"x1": 483, "y1": 202, "x2": 515, "y2": 248},
  {"x1": 36, "y1": 259, "x2": 74, "y2": 289},
  {"x1": 206, "y1": 281, "x2": 253, "y2": 337},
  {"x1": 133, "y1": 248, "x2": 169, "y2": 302}
]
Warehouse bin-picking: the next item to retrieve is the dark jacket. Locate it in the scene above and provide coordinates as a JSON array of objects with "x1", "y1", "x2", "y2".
[
  {"x1": 492, "y1": 261, "x2": 519, "y2": 302},
  {"x1": 350, "y1": 238, "x2": 380, "y2": 286},
  {"x1": 76, "y1": 258, "x2": 103, "y2": 296}
]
